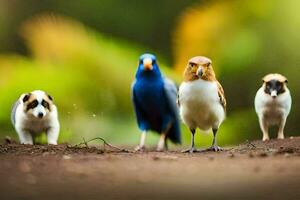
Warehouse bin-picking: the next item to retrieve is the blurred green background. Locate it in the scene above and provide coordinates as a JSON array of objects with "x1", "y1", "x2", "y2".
[{"x1": 0, "y1": 0, "x2": 299, "y2": 147}]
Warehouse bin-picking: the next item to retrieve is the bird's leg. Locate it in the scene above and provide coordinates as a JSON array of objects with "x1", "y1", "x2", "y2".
[
  {"x1": 277, "y1": 118, "x2": 286, "y2": 140},
  {"x1": 207, "y1": 128, "x2": 223, "y2": 152},
  {"x1": 164, "y1": 137, "x2": 168, "y2": 151},
  {"x1": 135, "y1": 131, "x2": 146, "y2": 151},
  {"x1": 157, "y1": 121, "x2": 172, "y2": 152},
  {"x1": 156, "y1": 133, "x2": 166, "y2": 152},
  {"x1": 259, "y1": 117, "x2": 269, "y2": 141},
  {"x1": 182, "y1": 128, "x2": 197, "y2": 153}
]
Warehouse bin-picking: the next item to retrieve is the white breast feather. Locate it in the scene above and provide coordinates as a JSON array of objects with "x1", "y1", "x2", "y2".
[
  {"x1": 254, "y1": 87, "x2": 291, "y2": 125},
  {"x1": 179, "y1": 79, "x2": 225, "y2": 131}
]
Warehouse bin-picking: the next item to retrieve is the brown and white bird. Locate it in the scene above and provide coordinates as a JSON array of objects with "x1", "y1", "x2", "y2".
[
  {"x1": 254, "y1": 73, "x2": 292, "y2": 141},
  {"x1": 178, "y1": 56, "x2": 226, "y2": 152}
]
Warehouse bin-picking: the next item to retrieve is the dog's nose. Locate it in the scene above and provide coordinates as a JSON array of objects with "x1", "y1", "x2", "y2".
[
  {"x1": 38, "y1": 112, "x2": 44, "y2": 118},
  {"x1": 271, "y1": 90, "x2": 277, "y2": 98}
]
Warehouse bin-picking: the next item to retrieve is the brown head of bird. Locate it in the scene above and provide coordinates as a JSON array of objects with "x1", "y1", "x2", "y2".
[{"x1": 183, "y1": 56, "x2": 216, "y2": 82}]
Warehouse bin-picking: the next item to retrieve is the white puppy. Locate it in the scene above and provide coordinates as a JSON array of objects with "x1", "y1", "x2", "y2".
[
  {"x1": 254, "y1": 74, "x2": 292, "y2": 141},
  {"x1": 11, "y1": 90, "x2": 60, "y2": 145}
]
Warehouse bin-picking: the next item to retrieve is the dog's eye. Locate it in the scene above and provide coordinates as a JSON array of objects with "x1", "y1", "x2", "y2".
[
  {"x1": 276, "y1": 82, "x2": 282, "y2": 88},
  {"x1": 27, "y1": 100, "x2": 38, "y2": 111},
  {"x1": 31, "y1": 100, "x2": 38, "y2": 108},
  {"x1": 42, "y1": 100, "x2": 50, "y2": 109}
]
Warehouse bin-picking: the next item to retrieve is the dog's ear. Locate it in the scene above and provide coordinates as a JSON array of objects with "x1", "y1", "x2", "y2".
[
  {"x1": 47, "y1": 94, "x2": 53, "y2": 101},
  {"x1": 22, "y1": 93, "x2": 31, "y2": 103}
]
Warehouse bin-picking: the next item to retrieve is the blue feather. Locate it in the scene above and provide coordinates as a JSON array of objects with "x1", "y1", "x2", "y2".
[{"x1": 131, "y1": 53, "x2": 181, "y2": 144}]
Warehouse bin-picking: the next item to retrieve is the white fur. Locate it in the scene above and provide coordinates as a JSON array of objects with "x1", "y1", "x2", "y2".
[
  {"x1": 254, "y1": 87, "x2": 292, "y2": 141},
  {"x1": 30, "y1": 90, "x2": 47, "y2": 118},
  {"x1": 179, "y1": 79, "x2": 225, "y2": 131},
  {"x1": 13, "y1": 90, "x2": 60, "y2": 145}
]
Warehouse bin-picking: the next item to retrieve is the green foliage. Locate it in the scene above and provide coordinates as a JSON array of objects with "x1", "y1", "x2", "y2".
[{"x1": 0, "y1": 0, "x2": 198, "y2": 61}]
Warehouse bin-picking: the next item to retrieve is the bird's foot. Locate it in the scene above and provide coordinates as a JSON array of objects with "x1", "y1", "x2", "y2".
[
  {"x1": 262, "y1": 137, "x2": 269, "y2": 142},
  {"x1": 134, "y1": 145, "x2": 146, "y2": 152},
  {"x1": 181, "y1": 147, "x2": 198, "y2": 153},
  {"x1": 207, "y1": 145, "x2": 223, "y2": 152},
  {"x1": 262, "y1": 134, "x2": 270, "y2": 141},
  {"x1": 277, "y1": 134, "x2": 284, "y2": 140},
  {"x1": 156, "y1": 147, "x2": 165, "y2": 152},
  {"x1": 156, "y1": 143, "x2": 166, "y2": 152}
]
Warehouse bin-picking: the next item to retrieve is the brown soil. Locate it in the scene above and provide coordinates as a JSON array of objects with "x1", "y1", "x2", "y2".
[{"x1": 0, "y1": 137, "x2": 300, "y2": 200}]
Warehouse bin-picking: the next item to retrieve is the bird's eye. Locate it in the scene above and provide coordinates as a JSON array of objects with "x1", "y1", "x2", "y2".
[{"x1": 189, "y1": 63, "x2": 195, "y2": 68}]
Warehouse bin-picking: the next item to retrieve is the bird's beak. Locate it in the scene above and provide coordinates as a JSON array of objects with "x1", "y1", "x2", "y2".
[
  {"x1": 143, "y1": 58, "x2": 153, "y2": 71},
  {"x1": 197, "y1": 67, "x2": 203, "y2": 77},
  {"x1": 271, "y1": 90, "x2": 277, "y2": 98}
]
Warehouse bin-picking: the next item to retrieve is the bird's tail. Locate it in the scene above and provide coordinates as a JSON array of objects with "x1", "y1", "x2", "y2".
[{"x1": 167, "y1": 120, "x2": 181, "y2": 144}]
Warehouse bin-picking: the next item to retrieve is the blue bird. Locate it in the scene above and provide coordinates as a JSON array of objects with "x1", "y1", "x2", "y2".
[{"x1": 131, "y1": 53, "x2": 181, "y2": 151}]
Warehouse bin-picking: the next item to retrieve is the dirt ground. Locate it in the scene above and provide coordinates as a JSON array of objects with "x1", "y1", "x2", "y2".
[{"x1": 0, "y1": 137, "x2": 300, "y2": 200}]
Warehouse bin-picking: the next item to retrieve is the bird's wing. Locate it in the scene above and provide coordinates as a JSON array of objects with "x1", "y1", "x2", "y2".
[
  {"x1": 163, "y1": 77, "x2": 181, "y2": 144},
  {"x1": 131, "y1": 80, "x2": 147, "y2": 129},
  {"x1": 163, "y1": 78, "x2": 178, "y2": 115},
  {"x1": 217, "y1": 81, "x2": 226, "y2": 112}
]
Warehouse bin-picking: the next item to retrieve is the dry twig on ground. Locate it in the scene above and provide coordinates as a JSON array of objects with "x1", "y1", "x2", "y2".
[{"x1": 75, "y1": 137, "x2": 132, "y2": 153}]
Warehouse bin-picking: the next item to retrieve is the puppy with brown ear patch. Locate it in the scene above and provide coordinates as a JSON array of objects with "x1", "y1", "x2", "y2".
[
  {"x1": 11, "y1": 90, "x2": 60, "y2": 145},
  {"x1": 178, "y1": 56, "x2": 226, "y2": 152},
  {"x1": 254, "y1": 74, "x2": 292, "y2": 141}
]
